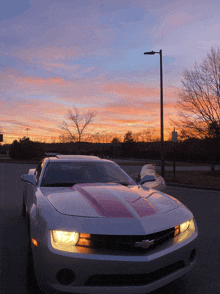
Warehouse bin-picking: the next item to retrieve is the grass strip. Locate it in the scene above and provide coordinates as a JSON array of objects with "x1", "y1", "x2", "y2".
[
  {"x1": 164, "y1": 170, "x2": 220, "y2": 188},
  {"x1": 115, "y1": 160, "x2": 210, "y2": 167}
]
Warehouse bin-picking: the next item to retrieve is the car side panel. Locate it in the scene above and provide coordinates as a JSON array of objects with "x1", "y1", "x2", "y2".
[{"x1": 26, "y1": 183, "x2": 37, "y2": 214}]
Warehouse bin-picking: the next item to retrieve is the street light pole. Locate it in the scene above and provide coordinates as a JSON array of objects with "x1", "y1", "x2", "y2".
[
  {"x1": 26, "y1": 128, "x2": 30, "y2": 138},
  {"x1": 159, "y1": 50, "x2": 165, "y2": 178},
  {"x1": 144, "y1": 50, "x2": 165, "y2": 177}
]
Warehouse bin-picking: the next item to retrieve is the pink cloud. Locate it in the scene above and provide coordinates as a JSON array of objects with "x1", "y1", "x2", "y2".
[
  {"x1": 152, "y1": 11, "x2": 200, "y2": 39},
  {"x1": 14, "y1": 46, "x2": 77, "y2": 62}
]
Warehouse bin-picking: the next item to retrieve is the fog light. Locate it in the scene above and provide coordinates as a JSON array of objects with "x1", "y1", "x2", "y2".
[
  {"x1": 56, "y1": 269, "x2": 75, "y2": 285},
  {"x1": 189, "y1": 249, "x2": 196, "y2": 263}
]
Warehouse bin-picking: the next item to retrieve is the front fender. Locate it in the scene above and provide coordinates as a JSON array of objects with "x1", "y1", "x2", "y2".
[
  {"x1": 29, "y1": 201, "x2": 51, "y2": 248},
  {"x1": 29, "y1": 204, "x2": 37, "y2": 238}
]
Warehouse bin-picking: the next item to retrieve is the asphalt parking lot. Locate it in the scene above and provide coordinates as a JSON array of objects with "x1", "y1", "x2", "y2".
[{"x1": 0, "y1": 162, "x2": 220, "y2": 293}]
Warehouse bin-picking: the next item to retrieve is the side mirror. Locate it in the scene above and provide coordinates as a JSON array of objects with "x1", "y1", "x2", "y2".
[
  {"x1": 28, "y1": 169, "x2": 36, "y2": 176},
  {"x1": 21, "y1": 174, "x2": 36, "y2": 186},
  {"x1": 140, "y1": 174, "x2": 156, "y2": 185}
]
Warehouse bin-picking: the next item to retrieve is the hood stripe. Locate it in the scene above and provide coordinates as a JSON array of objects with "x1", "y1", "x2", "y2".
[
  {"x1": 126, "y1": 197, "x2": 157, "y2": 217},
  {"x1": 74, "y1": 185, "x2": 134, "y2": 218}
]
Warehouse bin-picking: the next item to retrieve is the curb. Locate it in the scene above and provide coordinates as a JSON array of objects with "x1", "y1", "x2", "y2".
[{"x1": 167, "y1": 182, "x2": 220, "y2": 191}]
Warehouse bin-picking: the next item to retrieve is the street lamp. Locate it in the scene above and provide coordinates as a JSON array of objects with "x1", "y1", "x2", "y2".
[
  {"x1": 25, "y1": 128, "x2": 30, "y2": 138},
  {"x1": 144, "y1": 50, "x2": 164, "y2": 177}
]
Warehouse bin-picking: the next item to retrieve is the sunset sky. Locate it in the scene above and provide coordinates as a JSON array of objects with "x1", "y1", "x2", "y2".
[{"x1": 1, "y1": 0, "x2": 220, "y2": 143}]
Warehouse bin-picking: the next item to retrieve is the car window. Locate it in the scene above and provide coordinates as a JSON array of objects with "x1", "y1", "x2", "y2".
[
  {"x1": 35, "y1": 162, "x2": 44, "y2": 183},
  {"x1": 41, "y1": 161, "x2": 135, "y2": 187}
]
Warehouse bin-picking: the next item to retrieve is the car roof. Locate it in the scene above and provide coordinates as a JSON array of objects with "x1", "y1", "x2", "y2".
[{"x1": 46, "y1": 155, "x2": 107, "y2": 162}]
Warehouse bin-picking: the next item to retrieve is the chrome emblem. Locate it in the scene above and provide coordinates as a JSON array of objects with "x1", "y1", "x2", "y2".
[{"x1": 134, "y1": 239, "x2": 154, "y2": 249}]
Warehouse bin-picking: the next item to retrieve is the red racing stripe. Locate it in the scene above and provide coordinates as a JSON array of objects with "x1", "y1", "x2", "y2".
[
  {"x1": 73, "y1": 185, "x2": 134, "y2": 218},
  {"x1": 126, "y1": 197, "x2": 157, "y2": 217}
]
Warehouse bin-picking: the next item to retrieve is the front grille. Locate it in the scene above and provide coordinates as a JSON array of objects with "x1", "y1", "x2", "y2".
[
  {"x1": 85, "y1": 260, "x2": 185, "y2": 286},
  {"x1": 78, "y1": 227, "x2": 175, "y2": 253}
]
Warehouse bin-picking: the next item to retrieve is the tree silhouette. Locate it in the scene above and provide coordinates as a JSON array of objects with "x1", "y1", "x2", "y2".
[
  {"x1": 124, "y1": 131, "x2": 134, "y2": 144},
  {"x1": 176, "y1": 47, "x2": 220, "y2": 139},
  {"x1": 60, "y1": 106, "x2": 96, "y2": 142},
  {"x1": 123, "y1": 131, "x2": 135, "y2": 157}
]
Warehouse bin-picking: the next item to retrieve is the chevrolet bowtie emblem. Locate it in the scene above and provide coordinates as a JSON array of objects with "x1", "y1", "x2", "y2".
[{"x1": 134, "y1": 239, "x2": 154, "y2": 249}]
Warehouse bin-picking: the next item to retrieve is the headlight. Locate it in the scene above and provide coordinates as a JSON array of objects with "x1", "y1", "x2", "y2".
[
  {"x1": 52, "y1": 230, "x2": 79, "y2": 246},
  {"x1": 180, "y1": 220, "x2": 190, "y2": 233},
  {"x1": 51, "y1": 231, "x2": 92, "y2": 252},
  {"x1": 174, "y1": 219, "x2": 194, "y2": 237}
]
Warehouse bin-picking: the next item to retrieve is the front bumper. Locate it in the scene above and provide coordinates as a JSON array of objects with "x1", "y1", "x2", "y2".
[{"x1": 32, "y1": 230, "x2": 198, "y2": 294}]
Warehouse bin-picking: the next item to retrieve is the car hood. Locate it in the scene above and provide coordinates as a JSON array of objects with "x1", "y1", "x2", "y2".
[{"x1": 41, "y1": 183, "x2": 180, "y2": 219}]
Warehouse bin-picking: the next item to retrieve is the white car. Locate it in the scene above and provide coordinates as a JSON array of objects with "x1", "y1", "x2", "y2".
[{"x1": 21, "y1": 155, "x2": 198, "y2": 294}]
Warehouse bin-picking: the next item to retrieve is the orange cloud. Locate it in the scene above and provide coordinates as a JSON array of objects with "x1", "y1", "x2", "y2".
[
  {"x1": 100, "y1": 100, "x2": 176, "y2": 116},
  {"x1": 102, "y1": 83, "x2": 158, "y2": 97},
  {"x1": 101, "y1": 82, "x2": 178, "y2": 100},
  {"x1": 23, "y1": 76, "x2": 66, "y2": 86},
  {"x1": 112, "y1": 119, "x2": 147, "y2": 124},
  {"x1": 0, "y1": 69, "x2": 180, "y2": 143}
]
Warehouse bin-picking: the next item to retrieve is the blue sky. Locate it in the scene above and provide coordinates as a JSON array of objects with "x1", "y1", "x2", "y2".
[{"x1": 1, "y1": 0, "x2": 220, "y2": 143}]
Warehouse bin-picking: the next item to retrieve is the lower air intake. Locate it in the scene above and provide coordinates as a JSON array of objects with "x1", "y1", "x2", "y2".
[{"x1": 85, "y1": 260, "x2": 185, "y2": 287}]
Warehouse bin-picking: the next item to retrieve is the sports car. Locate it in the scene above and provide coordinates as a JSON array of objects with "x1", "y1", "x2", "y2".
[{"x1": 21, "y1": 155, "x2": 198, "y2": 294}]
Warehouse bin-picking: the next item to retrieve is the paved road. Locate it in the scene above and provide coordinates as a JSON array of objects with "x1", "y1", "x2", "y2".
[
  {"x1": 0, "y1": 163, "x2": 32, "y2": 294},
  {"x1": 0, "y1": 162, "x2": 220, "y2": 293}
]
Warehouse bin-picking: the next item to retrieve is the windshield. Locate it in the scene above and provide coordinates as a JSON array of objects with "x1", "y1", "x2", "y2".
[{"x1": 41, "y1": 161, "x2": 135, "y2": 187}]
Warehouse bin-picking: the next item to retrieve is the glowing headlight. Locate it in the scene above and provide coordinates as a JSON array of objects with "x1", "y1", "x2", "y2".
[
  {"x1": 174, "y1": 219, "x2": 194, "y2": 237},
  {"x1": 52, "y1": 230, "x2": 79, "y2": 246},
  {"x1": 180, "y1": 220, "x2": 190, "y2": 233}
]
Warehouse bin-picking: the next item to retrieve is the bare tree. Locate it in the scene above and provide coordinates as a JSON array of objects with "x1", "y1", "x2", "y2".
[
  {"x1": 60, "y1": 106, "x2": 96, "y2": 142},
  {"x1": 89, "y1": 132, "x2": 119, "y2": 143},
  {"x1": 132, "y1": 130, "x2": 158, "y2": 142},
  {"x1": 133, "y1": 132, "x2": 142, "y2": 142},
  {"x1": 176, "y1": 47, "x2": 220, "y2": 139}
]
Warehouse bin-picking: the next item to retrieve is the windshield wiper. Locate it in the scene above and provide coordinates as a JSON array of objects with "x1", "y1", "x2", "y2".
[
  {"x1": 44, "y1": 181, "x2": 131, "y2": 187},
  {"x1": 116, "y1": 182, "x2": 131, "y2": 186},
  {"x1": 43, "y1": 182, "x2": 77, "y2": 187},
  {"x1": 101, "y1": 181, "x2": 131, "y2": 186}
]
